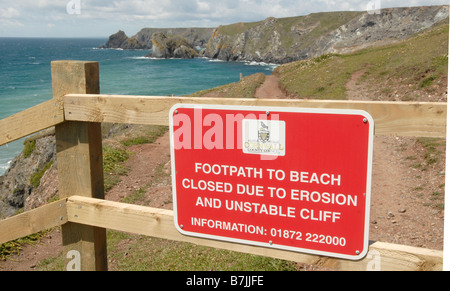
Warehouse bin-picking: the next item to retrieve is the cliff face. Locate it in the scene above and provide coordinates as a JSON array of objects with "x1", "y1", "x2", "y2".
[
  {"x1": 203, "y1": 6, "x2": 449, "y2": 64},
  {"x1": 0, "y1": 130, "x2": 56, "y2": 219},
  {"x1": 100, "y1": 30, "x2": 149, "y2": 49},
  {"x1": 147, "y1": 32, "x2": 199, "y2": 59},
  {"x1": 100, "y1": 6, "x2": 448, "y2": 63},
  {"x1": 134, "y1": 27, "x2": 215, "y2": 49},
  {"x1": 101, "y1": 28, "x2": 214, "y2": 50}
]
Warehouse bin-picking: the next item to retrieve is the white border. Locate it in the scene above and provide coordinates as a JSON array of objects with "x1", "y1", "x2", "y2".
[{"x1": 169, "y1": 104, "x2": 374, "y2": 261}]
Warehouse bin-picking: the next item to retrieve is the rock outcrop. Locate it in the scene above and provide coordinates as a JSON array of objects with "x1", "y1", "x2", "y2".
[
  {"x1": 101, "y1": 28, "x2": 214, "y2": 51},
  {"x1": 100, "y1": 30, "x2": 148, "y2": 50},
  {"x1": 203, "y1": 6, "x2": 449, "y2": 64},
  {"x1": 0, "y1": 129, "x2": 56, "y2": 219},
  {"x1": 134, "y1": 28, "x2": 214, "y2": 49},
  {"x1": 146, "y1": 32, "x2": 199, "y2": 59},
  {"x1": 100, "y1": 6, "x2": 448, "y2": 63}
]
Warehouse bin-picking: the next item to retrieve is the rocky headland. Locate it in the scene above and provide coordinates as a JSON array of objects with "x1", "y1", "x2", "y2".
[
  {"x1": 0, "y1": 129, "x2": 56, "y2": 219},
  {"x1": 147, "y1": 32, "x2": 199, "y2": 59},
  {"x1": 100, "y1": 27, "x2": 214, "y2": 51},
  {"x1": 203, "y1": 5, "x2": 449, "y2": 64},
  {"x1": 100, "y1": 5, "x2": 448, "y2": 63},
  {"x1": 99, "y1": 30, "x2": 149, "y2": 50}
]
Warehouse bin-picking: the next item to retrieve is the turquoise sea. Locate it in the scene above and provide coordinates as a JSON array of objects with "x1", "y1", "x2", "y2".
[{"x1": 0, "y1": 38, "x2": 276, "y2": 175}]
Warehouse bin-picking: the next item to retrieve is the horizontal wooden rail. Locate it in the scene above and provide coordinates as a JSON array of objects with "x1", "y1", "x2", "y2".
[
  {"x1": 0, "y1": 195, "x2": 444, "y2": 270},
  {"x1": 0, "y1": 95, "x2": 447, "y2": 147},
  {"x1": 65, "y1": 196, "x2": 443, "y2": 271},
  {"x1": 0, "y1": 199, "x2": 67, "y2": 244},
  {"x1": 0, "y1": 99, "x2": 64, "y2": 147},
  {"x1": 64, "y1": 94, "x2": 447, "y2": 138}
]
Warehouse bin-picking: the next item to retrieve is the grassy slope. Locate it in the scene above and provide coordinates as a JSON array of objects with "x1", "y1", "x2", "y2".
[
  {"x1": 188, "y1": 73, "x2": 266, "y2": 98},
  {"x1": 216, "y1": 11, "x2": 363, "y2": 56},
  {"x1": 274, "y1": 21, "x2": 449, "y2": 100},
  {"x1": 198, "y1": 21, "x2": 448, "y2": 101},
  {"x1": 216, "y1": 11, "x2": 362, "y2": 36}
]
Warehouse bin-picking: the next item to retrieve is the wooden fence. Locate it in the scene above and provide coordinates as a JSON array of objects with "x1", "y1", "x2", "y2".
[{"x1": 0, "y1": 60, "x2": 446, "y2": 271}]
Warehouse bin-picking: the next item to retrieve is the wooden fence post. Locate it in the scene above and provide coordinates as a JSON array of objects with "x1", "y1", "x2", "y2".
[{"x1": 51, "y1": 61, "x2": 107, "y2": 271}]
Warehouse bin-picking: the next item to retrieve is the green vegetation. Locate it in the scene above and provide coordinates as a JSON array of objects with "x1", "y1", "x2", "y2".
[
  {"x1": 190, "y1": 73, "x2": 266, "y2": 98},
  {"x1": 1, "y1": 231, "x2": 51, "y2": 261},
  {"x1": 106, "y1": 232, "x2": 299, "y2": 271},
  {"x1": 36, "y1": 230, "x2": 301, "y2": 271},
  {"x1": 407, "y1": 136, "x2": 446, "y2": 211},
  {"x1": 122, "y1": 161, "x2": 168, "y2": 205},
  {"x1": 216, "y1": 11, "x2": 362, "y2": 56},
  {"x1": 120, "y1": 125, "x2": 168, "y2": 147},
  {"x1": 275, "y1": 22, "x2": 449, "y2": 100},
  {"x1": 103, "y1": 145, "x2": 130, "y2": 192},
  {"x1": 30, "y1": 160, "x2": 53, "y2": 188},
  {"x1": 417, "y1": 137, "x2": 446, "y2": 169},
  {"x1": 23, "y1": 140, "x2": 36, "y2": 159},
  {"x1": 217, "y1": 21, "x2": 262, "y2": 36}
]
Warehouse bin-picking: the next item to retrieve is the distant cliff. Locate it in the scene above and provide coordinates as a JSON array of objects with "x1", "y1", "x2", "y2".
[
  {"x1": 147, "y1": 32, "x2": 199, "y2": 59},
  {"x1": 99, "y1": 30, "x2": 149, "y2": 49},
  {"x1": 101, "y1": 6, "x2": 448, "y2": 64},
  {"x1": 0, "y1": 129, "x2": 56, "y2": 219},
  {"x1": 100, "y1": 28, "x2": 214, "y2": 50},
  {"x1": 203, "y1": 5, "x2": 449, "y2": 64},
  {"x1": 134, "y1": 27, "x2": 215, "y2": 49}
]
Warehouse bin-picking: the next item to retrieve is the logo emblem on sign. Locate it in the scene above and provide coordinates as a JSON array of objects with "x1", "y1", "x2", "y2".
[
  {"x1": 242, "y1": 119, "x2": 286, "y2": 156},
  {"x1": 258, "y1": 122, "x2": 270, "y2": 143}
]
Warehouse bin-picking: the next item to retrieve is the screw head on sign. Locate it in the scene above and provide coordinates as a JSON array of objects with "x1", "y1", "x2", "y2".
[
  {"x1": 363, "y1": 118, "x2": 368, "y2": 124},
  {"x1": 356, "y1": 250, "x2": 360, "y2": 255}
]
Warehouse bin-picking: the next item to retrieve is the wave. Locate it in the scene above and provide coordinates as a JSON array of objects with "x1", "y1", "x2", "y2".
[
  {"x1": 126, "y1": 56, "x2": 164, "y2": 61},
  {"x1": 0, "y1": 160, "x2": 11, "y2": 176},
  {"x1": 95, "y1": 47, "x2": 149, "y2": 51},
  {"x1": 127, "y1": 56, "x2": 149, "y2": 60},
  {"x1": 208, "y1": 59, "x2": 225, "y2": 63},
  {"x1": 202, "y1": 57, "x2": 278, "y2": 69},
  {"x1": 244, "y1": 61, "x2": 278, "y2": 69}
]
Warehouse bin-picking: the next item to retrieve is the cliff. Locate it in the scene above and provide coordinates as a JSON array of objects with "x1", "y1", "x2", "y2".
[
  {"x1": 100, "y1": 6, "x2": 448, "y2": 63},
  {"x1": 99, "y1": 30, "x2": 149, "y2": 49},
  {"x1": 147, "y1": 32, "x2": 199, "y2": 59},
  {"x1": 203, "y1": 5, "x2": 449, "y2": 64},
  {"x1": 101, "y1": 28, "x2": 214, "y2": 50},
  {"x1": 0, "y1": 129, "x2": 56, "y2": 219},
  {"x1": 134, "y1": 27, "x2": 215, "y2": 49}
]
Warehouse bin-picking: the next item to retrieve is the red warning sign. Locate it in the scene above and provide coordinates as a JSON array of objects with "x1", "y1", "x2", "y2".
[{"x1": 169, "y1": 104, "x2": 374, "y2": 260}]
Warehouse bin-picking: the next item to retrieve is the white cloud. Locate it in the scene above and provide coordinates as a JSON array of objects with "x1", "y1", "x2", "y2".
[
  {"x1": 0, "y1": 7, "x2": 20, "y2": 18},
  {"x1": 0, "y1": 7, "x2": 23, "y2": 27}
]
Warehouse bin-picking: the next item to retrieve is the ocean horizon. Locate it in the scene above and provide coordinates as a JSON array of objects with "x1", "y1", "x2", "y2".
[{"x1": 0, "y1": 37, "x2": 276, "y2": 175}]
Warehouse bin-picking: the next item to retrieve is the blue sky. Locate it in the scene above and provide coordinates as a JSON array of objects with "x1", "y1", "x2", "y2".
[{"x1": 0, "y1": 0, "x2": 448, "y2": 38}]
